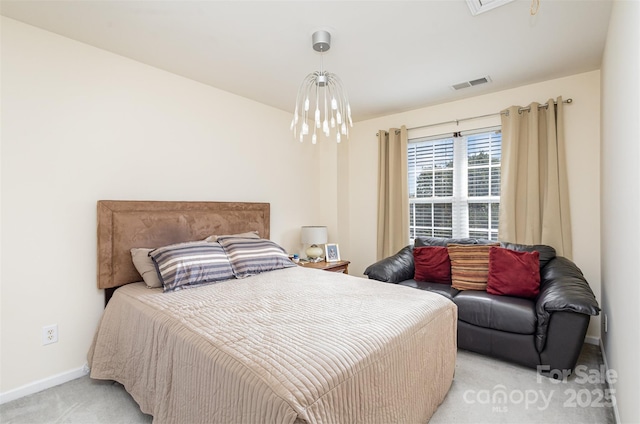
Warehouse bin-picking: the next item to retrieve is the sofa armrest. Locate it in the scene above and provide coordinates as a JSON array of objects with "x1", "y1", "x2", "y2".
[
  {"x1": 538, "y1": 256, "x2": 600, "y2": 315},
  {"x1": 364, "y1": 245, "x2": 414, "y2": 283},
  {"x1": 535, "y1": 256, "x2": 599, "y2": 351}
]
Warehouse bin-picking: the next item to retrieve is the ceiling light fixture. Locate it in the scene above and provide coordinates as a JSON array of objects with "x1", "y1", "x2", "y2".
[
  {"x1": 466, "y1": 0, "x2": 515, "y2": 15},
  {"x1": 291, "y1": 30, "x2": 352, "y2": 144}
]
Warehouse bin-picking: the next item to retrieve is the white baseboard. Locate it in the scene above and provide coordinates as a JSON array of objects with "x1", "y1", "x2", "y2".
[
  {"x1": 599, "y1": 339, "x2": 621, "y2": 424},
  {"x1": 0, "y1": 364, "x2": 89, "y2": 405},
  {"x1": 585, "y1": 335, "x2": 600, "y2": 345}
]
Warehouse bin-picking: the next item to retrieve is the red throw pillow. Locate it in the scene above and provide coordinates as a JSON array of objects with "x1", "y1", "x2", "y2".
[
  {"x1": 487, "y1": 247, "x2": 540, "y2": 298},
  {"x1": 413, "y1": 246, "x2": 451, "y2": 284}
]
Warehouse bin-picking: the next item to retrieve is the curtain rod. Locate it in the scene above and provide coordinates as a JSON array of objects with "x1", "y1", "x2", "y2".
[{"x1": 381, "y1": 98, "x2": 573, "y2": 135}]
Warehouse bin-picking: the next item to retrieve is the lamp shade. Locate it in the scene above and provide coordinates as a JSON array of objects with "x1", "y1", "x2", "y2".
[{"x1": 300, "y1": 226, "x2": 328, "y2": 245}]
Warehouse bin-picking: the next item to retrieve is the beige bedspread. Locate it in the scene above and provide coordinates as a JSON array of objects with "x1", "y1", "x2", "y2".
[{"x1": 88, "y1": 266, "x2": 457, "y2": 424}]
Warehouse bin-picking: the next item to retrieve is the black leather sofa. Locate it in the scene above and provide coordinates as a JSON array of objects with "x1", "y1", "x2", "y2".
[{"x1": 364, "y1": 237, "x2": 600, "y2": 376}]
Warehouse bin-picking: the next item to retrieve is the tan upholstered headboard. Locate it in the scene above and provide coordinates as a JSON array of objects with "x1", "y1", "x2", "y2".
[{"x1": 97, "y1": 200, "x2": 270, "y2": 289}]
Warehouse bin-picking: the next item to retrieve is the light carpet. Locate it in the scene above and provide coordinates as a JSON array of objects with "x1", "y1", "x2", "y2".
[{"x1": 1, "y1": 344, "x2": 615, "y2": 423}]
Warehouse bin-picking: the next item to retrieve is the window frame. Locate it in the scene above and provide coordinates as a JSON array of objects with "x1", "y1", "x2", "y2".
[{"x1": 408, "y1": 126, "x2": 501, "y2": 242}]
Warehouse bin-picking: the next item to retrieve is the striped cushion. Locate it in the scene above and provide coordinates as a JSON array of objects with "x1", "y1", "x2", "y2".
[
  {"x1": 150, "y1": 241, "x2": 234, "y2": 292},
  {"x1": 447, "y1": 243, "x2": 499, "y2": 291},
  {"x1": 218, "y1": 238, "x2": 295, "y2": 278}
]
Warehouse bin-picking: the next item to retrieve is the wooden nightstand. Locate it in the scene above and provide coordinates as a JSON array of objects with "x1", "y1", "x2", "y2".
[{"x1": 299, "y1": 260, "x2": 350, "y2": 274}]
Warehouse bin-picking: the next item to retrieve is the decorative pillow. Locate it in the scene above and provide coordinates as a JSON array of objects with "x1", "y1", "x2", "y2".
[
  {"x1": 413, "y1": 246, "x2": 451, "y2": 284},
  {"x1": 487, "y1": 247, "x2": 541, "y2": 298},
  {"x1": 447, "y1": 243, "x2": 499, "y2": 291},
  {"x1": 218, "y1": 237, "x2": 295, "y2": 278},
  {"x1": 131, "y1": 248, "x2": 163, "y2": 288},
  {"x1": 204, "y1": 231, "x2": 260, "y2": 242},
  {"x1": 150, "y1": 241, "x2": 234, "y2": 292}
]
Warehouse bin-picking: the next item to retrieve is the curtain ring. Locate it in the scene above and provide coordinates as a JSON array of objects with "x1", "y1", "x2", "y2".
[{"x1": 530, "y1": 0, "x2": 540, "y2": 15}]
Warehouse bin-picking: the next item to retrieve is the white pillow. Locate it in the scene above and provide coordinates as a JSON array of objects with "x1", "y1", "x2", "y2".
[
  {"x1": 204, "y1": 231, "x2": 260, "y2": 242},
  {"x1": 130, "y1": 248, "x2": 162, "y2": 288}
]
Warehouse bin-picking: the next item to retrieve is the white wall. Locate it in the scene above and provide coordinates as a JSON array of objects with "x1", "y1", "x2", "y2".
[
  {"x1": 600, "y1": 0, "x2": 640, "y2": 422},
  {"x1": 1, "y1": 10, "x2": 625, "y2": 408},
  {"x1": 343, "y1": 71, "x2": 602, "y2": 341},
  {"x1": 0, "y1": 17, "x2": 338, "y2": 396}
]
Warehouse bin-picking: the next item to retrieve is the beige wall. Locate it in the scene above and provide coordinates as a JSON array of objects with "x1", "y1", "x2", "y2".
[
  {"x1": 0, "y1": 17, "x2": 338, "y2": 396},
  {"x1": 343, "y1": 71, "x2": 602, "y2": 341},
  {"x1": 600, "y1": 0, "x2": 640, "y2": 422},
  {"x1": 2, "y1": 11, "x2": 625, "y2": 409}
]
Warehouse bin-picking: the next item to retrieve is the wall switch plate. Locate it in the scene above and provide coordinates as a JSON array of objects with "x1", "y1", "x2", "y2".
[{"x1": 43, "y1": 324, "x2": 58, "y2": 345}]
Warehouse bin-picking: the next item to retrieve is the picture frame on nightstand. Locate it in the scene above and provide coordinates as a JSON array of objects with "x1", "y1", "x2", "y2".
[{"x1": 325, "y1": 243, "x2": 340, "y2": 262}]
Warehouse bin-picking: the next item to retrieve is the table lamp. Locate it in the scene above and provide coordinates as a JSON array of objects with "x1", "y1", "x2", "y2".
[{"x1": 301, "y1": 226, "x2": 328, "y2": 262}]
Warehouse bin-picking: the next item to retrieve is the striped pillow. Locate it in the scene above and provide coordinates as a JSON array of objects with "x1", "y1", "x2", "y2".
[
  {"x1": 150, "y1": 241, "x2": 234, "y2": 292},
  {"x1": 218, "y1": 238, "x2": 295, "y2": 278},
  {"x1": 447, "y1": 243, "x2": 499, "y2": 291}
]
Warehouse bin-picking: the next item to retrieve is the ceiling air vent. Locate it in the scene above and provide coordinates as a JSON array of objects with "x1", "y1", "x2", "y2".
[
  {"x1": 452, "y1": 81, "x2": 472, "y2": 91},
  {"x1": 467, "y1": 0, "x2": 515, "y2": 16},
  {"x1": 451, "y1": 76, "x2": 492, "y2": 91}
]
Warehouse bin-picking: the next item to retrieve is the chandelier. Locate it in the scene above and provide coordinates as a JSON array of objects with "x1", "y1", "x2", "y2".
[{"x1": 291, "y1": 30, "x2": 352, "y2": 144}]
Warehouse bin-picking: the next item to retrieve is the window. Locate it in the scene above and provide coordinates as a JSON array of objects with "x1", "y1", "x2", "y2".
[{"x1": 408, "y1": 128, "x2": 501, "y2": 241}]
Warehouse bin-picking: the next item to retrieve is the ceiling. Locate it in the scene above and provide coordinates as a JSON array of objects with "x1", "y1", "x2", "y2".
[{"x1": 1, "y1": 0, "x2": 613, "y2": 122}]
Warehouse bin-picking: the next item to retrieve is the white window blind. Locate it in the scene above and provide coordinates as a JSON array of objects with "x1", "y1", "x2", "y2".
[{"x1": 408, "y1": 127, "x2": 501, "y2": 241}]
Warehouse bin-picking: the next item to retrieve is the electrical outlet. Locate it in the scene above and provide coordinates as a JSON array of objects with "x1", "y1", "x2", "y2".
[{"x1": 42, "y1": 324, "x2": 58, "y2": 345}]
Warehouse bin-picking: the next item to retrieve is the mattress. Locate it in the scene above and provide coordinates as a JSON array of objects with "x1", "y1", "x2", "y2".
[{"x1": 88, "y1": 266, "x2": 457, "y2": 423}]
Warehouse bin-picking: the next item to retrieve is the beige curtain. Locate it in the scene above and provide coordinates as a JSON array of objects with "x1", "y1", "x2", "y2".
[
  {"x1": 499, "y1": 97, "x2": 572, "y2": 258},
  {"x1": 377, "y1": 126, "x2": 409, "y2": 259}
]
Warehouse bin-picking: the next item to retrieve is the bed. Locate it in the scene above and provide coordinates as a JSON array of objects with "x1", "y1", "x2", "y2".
[{"x1": 88, "y1": 200, "x2": 457, "y2": 423}]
